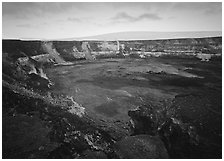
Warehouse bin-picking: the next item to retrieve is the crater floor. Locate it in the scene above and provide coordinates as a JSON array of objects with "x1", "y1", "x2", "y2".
[{"x1": 46, "y1": 57, "x2": 222, "y2": 153}]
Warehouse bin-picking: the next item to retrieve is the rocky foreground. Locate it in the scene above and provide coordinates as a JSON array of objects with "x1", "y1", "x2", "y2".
[{"x1": 2, "y1": 37, "x2": 222, "y2": 158}]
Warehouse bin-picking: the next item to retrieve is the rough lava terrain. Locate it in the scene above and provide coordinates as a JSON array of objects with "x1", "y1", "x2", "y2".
[{"x1": 2, "y1": 37, "x2": 222, "y2": 158}]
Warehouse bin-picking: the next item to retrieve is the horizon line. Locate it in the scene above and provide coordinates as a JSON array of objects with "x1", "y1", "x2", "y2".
[{"x1": 2, "y1": 30, "x2": 222, "y2": 41}]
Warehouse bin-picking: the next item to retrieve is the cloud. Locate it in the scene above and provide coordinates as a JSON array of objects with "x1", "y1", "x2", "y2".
[
  {"x1": 171, "y1": 2, "x2": 222, "y2": 17},
  {"x1": 16, "y1": 24, "x2": 33, "y2": 28},
  {"x1": 67, "y1": 17, "x2": 82, "y2": 22},
  {"x1": 110, "y1": 12, "x2": 162, "y2": 23},
  {"x1": 172, "y1": 2, "x2": 221, "y2": 14},
  {"x1": 111, "y1": 12, "x2": 135, "y2": 22},
  {"x1": 16, "y1": 23, "x2": 42, "y2": 28},
  {"x1": 204, "y1": 3, "x2": 222, "y2": 15},
  {"x1": 3, "y1": 2, "x2": 79, "y2": 19},
  {"x1": 138, "y1": 13, "x2": 162, "y2": 20}
]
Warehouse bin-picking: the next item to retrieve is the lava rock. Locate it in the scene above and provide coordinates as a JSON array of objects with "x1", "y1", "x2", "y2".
[
  {"x1": 114, "y1": 135, "x2": 169, "y2": 159},
  {"x1": 128, "y1": 105, "x2": 159, "y2": 135},
  {"x1": 27, "y1": 73, "x2": 50, "y2": 90},
  {"x1": 80, "y1": 149, "x2": 107, "y2": 159}
]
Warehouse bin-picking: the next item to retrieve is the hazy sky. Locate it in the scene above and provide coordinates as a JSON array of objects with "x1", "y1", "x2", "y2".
[{"x1": 2, "y1": 2, "x2": 222, "y2": 39}]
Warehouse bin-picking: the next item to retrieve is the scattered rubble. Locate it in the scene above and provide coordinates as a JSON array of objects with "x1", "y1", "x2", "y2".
[
  {"x1": 196, "y1": 53, "x2": 212, "y2": 62},
  {"x1": 66, "y1": 96, "x2": 85, "y2": 117}
]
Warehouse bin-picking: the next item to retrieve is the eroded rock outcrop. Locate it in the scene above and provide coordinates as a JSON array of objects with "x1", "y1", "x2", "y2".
[
  {"x1": 127, "y1": 104, "x2": 201, "y2": 158},
  {"x1": 41, "y1": 41, "x2": 66, "y2": 64},
  {"x1": 81, "y1": 42, "x2": 96, "y2": 60},
  {"x1": 196, "y1": 53, "x2": 212, "y2": 61},
  {"x1": 16, "y1": 54, "x2": 52, "y2": 89}
]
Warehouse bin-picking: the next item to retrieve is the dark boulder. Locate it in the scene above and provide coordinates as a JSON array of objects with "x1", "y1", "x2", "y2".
[
  {"x1": 158, "y1": 118, "x2": 200, "y2": 158},
  {"x1": 128, "y1": 105, "x2": 160, "y2": 135},
  {"x1": 27, "y1": 73, "x2": 51, "y2": 90},
  {"x1": 128, "y1": 104, "x2": 202, "y2": 158}
]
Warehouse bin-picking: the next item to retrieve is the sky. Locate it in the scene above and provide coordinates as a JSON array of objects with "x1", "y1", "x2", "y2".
[{"x1": 2, "y1": 2, "x2": 222, "y2": 39}]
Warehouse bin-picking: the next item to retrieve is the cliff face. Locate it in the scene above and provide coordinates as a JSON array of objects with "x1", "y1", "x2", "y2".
[
  {"x1": 3, "y1": 40, "x2": 44, "y2": 61},
  {"x1": 3, "y1": 37, "x2": 222, "y2": 60},
  {"x1": 2, "y1": 37, "x2": 222, "y2": 87},
  {"x1": 123, "y1": 37, "x2": 222, "y2": 53}
]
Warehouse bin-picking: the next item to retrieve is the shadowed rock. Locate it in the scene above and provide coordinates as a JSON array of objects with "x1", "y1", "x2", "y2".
[{"x1": 114, "y1": 135, "x2": 169, "y2": 159}]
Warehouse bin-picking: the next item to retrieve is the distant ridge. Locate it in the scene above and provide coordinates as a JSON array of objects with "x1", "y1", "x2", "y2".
[
  {"x1": 61, "y1": 31, "x2": 222, "y2": 41},
  {"x1": 3, "y1": 31, "x2": 222, "y2": 41}
]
